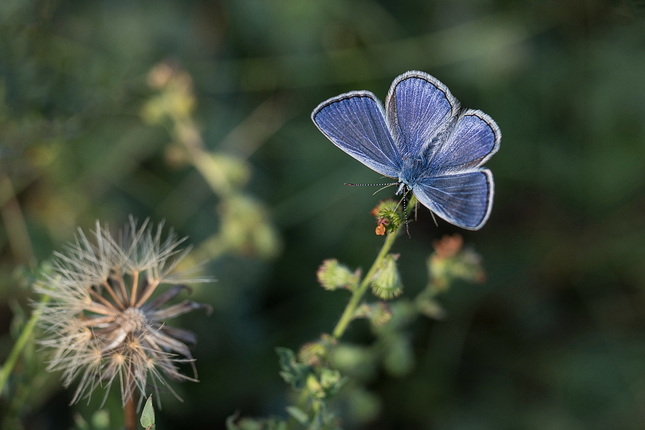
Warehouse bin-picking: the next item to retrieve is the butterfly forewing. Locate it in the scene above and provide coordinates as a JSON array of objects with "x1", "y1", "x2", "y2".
[
  {"x1": 312, "y1": 91, "x2": 401, "y2": 178},
  {"x1": 385, "y1": 71, "x2": 460, "y2": 160},
  {"x1": 412, "y1": 170, "x2": 494, "y2": 230}
]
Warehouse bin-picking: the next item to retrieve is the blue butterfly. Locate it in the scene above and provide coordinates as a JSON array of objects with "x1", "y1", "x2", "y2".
[{"x1": 311, "y1": 71, "x2": 501, "y2": 230}]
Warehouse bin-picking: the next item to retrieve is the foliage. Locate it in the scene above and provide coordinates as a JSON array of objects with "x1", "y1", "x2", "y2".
[{"x1": 228, "y1": 205, "x2": 486, "y2": 429}]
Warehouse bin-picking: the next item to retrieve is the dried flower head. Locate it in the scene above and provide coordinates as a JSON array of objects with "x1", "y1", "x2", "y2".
[{"x1": 34, "y1": 218, "x2": 210, "y2": 408}]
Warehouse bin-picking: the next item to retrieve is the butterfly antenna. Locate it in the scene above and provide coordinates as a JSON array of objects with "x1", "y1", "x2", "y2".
[
  {"x1": 344, "y1": 182, "x2": 394, "y2": 187},
  {"x1": 344, "y1": 182, "x2": 398, "y2": 195}
]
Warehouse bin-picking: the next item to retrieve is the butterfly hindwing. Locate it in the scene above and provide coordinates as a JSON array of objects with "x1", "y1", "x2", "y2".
[
  {"x1": 429, "y1": 109, "x2": 501, "y2": 175},
  {"x1": 412, "y1": 170, "x2": 494, "y2": 230},
  {"x1": 312, "y1": 91, "x2": 401, "y2": 178}
]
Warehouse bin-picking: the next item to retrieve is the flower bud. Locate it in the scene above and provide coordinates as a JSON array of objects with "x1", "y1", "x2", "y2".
[
  {"x1": 428, "y1": 234, "x2": 485, "y2": 292},
  {"x1": 370, "y1": 254, "x2": 403, "y2": 299},
  {"x1": 371, "y1": 200, "x2": 402, "y2": 235},
  {"x1": 355, "y1": 302, "x2": 393, "y2": 327},
  {"x1": 298, "y1": 335, "x2": 336, "y2": 366},
  {"x1": 317, "y1": 259, "x2": 359, "y2": 291}
]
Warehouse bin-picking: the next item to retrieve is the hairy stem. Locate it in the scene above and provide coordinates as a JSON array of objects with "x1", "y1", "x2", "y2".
[
  {"x1": 331, "y1": 196, "x2": 417, "y2": 339},
  {"x1": 332, "y1": 229, "x2": 400, "y2": 339}
]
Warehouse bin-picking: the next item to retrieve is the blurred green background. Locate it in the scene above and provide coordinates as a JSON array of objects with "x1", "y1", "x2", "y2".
[{"x1": 2, "y1": 0, "x2": 645, "y2": 429}]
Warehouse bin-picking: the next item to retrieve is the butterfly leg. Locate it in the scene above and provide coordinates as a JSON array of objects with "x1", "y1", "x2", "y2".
[{"x1": 402, "y1": 193, "x2": 411, "y2": 237}]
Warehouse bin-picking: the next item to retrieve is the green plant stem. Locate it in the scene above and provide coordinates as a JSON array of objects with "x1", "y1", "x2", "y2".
[
  {"x1": 0, "y1": 294, "x2": 50, "y2": 394},
  {"x1": 332, "y1": 229, "x2": 400, "y2": 339}
]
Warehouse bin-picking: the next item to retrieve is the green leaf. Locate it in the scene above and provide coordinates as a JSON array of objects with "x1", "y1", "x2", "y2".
[
  {"x1": 276, "y1": 347, "x2": 310, "y2": 390},
  {"x1": 285, "y1": 406, "x2": 309, "y2": 424},
  {"x1": 140, "y1": 395, "x2": 155, "y2": 429}
]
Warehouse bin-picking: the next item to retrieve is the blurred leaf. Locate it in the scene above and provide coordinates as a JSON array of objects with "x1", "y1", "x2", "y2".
[
  {"x1": 276, "y1": 347, "x2": 310, "y2": 390},
  {"x1": 140, "y1": 395, "x2": 155, "y2": 429}
]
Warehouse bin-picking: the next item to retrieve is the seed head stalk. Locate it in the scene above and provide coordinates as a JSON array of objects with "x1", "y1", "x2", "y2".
[{"x1": 125, "y1": 395, "x2": 137, "y2": 430}]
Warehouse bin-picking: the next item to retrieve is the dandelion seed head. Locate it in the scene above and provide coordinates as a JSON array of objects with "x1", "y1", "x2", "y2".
[
  {"x1": 34, "y1": 217, "x2": 210, "y2": 408},
  {"x1": 117, "y1": 308, "x2": 147, "y2": 334}
]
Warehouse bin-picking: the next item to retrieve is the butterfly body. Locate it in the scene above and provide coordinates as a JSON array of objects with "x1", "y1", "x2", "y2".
[{"x1": 312, "y1": 71, "x2": 500, "y2": 230}]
